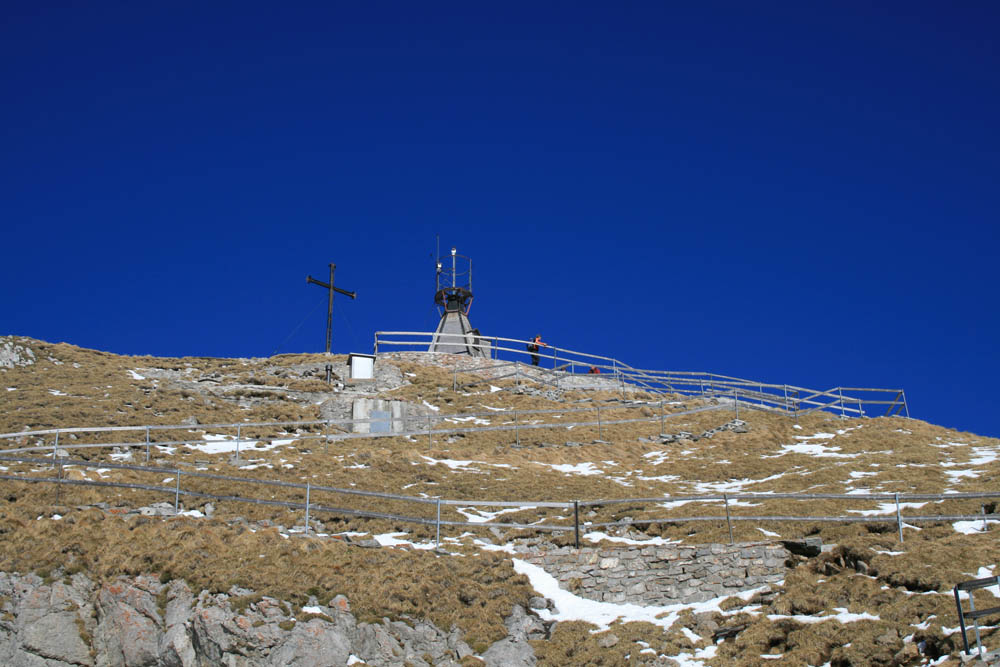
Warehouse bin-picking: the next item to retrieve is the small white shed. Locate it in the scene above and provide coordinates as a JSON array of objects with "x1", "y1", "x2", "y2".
[{"x1": 347, "y1": 353, "x2": 376, "y2": 381}]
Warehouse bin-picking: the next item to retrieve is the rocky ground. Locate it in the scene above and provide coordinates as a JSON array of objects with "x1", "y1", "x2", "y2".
[{"x1": 1, "y1": 335, "x2": 999, "y2": 666}]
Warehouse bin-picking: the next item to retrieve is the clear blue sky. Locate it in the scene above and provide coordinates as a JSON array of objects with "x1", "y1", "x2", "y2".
[{"x1": 3, "y1": 2, "x2": 997, "y2": 436}]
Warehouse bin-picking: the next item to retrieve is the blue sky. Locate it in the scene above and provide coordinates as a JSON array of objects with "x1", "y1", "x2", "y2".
[{"x1": 2, "y1": 2, "x2": 997, "y2": 436}]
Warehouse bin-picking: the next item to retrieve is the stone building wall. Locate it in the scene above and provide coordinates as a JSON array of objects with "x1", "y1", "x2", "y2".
[{"x1": 521, "y1": 541, "x2": 789, "y2": 605}]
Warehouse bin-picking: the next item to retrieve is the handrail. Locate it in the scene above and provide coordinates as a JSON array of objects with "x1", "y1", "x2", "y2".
[
  {"x1": 374, "y1": 330, "x2": 909, "y2": 418},
  {"x1": 0, "y1": 454, "x2": 994, "y2": 549}
]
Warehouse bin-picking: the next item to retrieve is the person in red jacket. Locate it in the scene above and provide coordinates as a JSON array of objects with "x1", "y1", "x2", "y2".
[{"x1": 526, "y1": 334, "x2": 547, "y2": 366}]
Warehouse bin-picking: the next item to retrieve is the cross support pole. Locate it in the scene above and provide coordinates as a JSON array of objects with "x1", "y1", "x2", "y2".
[{"x1": 307, "y1": 263, "x2": 356, "y2": 383}]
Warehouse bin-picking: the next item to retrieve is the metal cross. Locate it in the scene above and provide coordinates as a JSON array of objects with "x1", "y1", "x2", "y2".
[{"x1": 307, "y1": 263, "x2": 356, "y2": 382}]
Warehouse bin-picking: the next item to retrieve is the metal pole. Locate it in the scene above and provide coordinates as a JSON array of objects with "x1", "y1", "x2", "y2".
[
  {"x1": 453, "y1": 362, "x2": 457, "y2": 392},
  {"x1": 427, "y1": 414, "x2": 432, "y2": 448},
  {"x1": 326, "y1": 264, "x2": 335, "y2": 354},
  {"x1": 902, "y1": 390, "x2": 910, "y2": 418},
  {"x1": 514, "y1": 410, "x2": 519, "y2": 446},
  {"x1": 235, "y1": 425, "x2": 241, "y2": 465},
  {"x1": 145, "y1": 426, "x2": 150, "y2": 464},
  {"x1": 436, "y1": 498, "x2": 441, "y2": 548},
  {"x1": 174, "y1": 471, "x2": 181, "y2": 512},
  {"x1": 574, "y1": 501, "x2": 580, "y2": 549},
  {"x1": 52, "y1": 430, "x2": 59, "y2": 469},
  {"x1": 724, "y1": 493, "x2": 734, "y2": 545},
  {"x1": 983, "y1": 505, "x2": 989, "y2": 532},
  {"x1": 895, "y1": 492, "x2": 903, "y2": 542},
  {"x1": 839, "y1": 388, "x2": 845, "y2": 418},
  {"x1": 597, "y1": 405, "x2": 602, "y2": 440},
  {"x1": 783, "y1": 385, "x2": 789, "y2": 413},
  {"x1": 324, "y1": 420, "x2": 330, "y2": 454},
  {"x1": 659, "y1": 400, "x2": 664, "y2": 434},
  {"x1": 304, "y1": 482, "x2": 311, "y2": 534},
  {"x1": 955, "y1": 587, "x2": 971, "y2": 655}
]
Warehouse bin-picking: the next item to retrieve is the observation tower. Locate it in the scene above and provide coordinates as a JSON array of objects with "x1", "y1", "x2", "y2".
[{"x1": 428, "y1": 247, "x2": 486, "y2": 356}]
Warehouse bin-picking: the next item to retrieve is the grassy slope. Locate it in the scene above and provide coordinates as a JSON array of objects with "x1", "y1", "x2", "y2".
[{"x1": 1, "y1": 336, "x2": 998, "y2": 665}]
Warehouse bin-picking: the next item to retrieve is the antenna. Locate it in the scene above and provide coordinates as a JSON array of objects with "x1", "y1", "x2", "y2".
[{"x1": 427, "y1": 245, "x2": 484, "y2": 356}]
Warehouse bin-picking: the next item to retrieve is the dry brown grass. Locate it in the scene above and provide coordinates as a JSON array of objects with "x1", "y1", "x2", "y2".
[{"x1": 3, "y1": 337, "x2": 999, "y2": 664}]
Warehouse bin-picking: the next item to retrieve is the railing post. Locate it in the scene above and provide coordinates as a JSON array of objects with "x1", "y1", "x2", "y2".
[
  {"x1": 235, "y1": 425, "x2": 241, "y2": 465},
  {"x1": 304, "y1": 482, "x2": 311, "y2": 534},
  {"x1": 174, "y1": 471, "x2": 181, "y2": 512},
  {"x1": 52, "y1": 430, "x2": 59, "y2": 469},
  {"x1": 324, "y1": 420, "x2": 330, "y2": 453},
  {"x1": 574, "y1": 501, "x2": 580, "y2": 549},
  {"x1": 436, "y1": 498, "x2": 441, "y2": 548},
  {"x1": 426, "y1": 414, "x2": 432, "y2": 448},
  {"x1": 514, "y1": 410, "x2": 519, "y2": 447},
  {"x1": 733, "y1": 390, "x2": 739, "y2": 419},
  {"x1": 723, "y1": 493, "x2": 734, "y2": 545},
  {"x1": 659, "y1": 400, "x2": 665, "y2": 434},
  {"x1": 597, "y1": 405, "x2": 602, "y2": 440},
  {"x1": 895, "y1": 492, "x2": 903, "y2": 542},
  {"x1": 902, "y1": 390, "x2": 910, "y2": 418},
  {"x1": 783, "y1": 385, "x2": 789, "y2": 414},
  {"x1": 839, "y1": 388, "x2": 845, "y2": 418},
  {"x1": 145, "y1": 426, "x2": 151, "y2": 464},
  {"x1": 453, "y1": 361, "x2": 457, "y2": 392},
  {"x1": 982, "y1": 505, "x2": 989, "y2": 533}
]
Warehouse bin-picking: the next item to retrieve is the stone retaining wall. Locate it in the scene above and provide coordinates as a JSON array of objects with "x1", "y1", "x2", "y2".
[
  {"x1": 521, "y1": 541, "x2": 789, "y2": 605},
  {"x1": 377, "y1": 351, "x2": 625, "y2": 392}
]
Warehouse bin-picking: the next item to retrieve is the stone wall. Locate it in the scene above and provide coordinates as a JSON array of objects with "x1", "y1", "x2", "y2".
[
  {"x1": 521, "y1": 541, "x2": 789, "y2": 605},
  {"x1": 377, "y1": 351, "x2": 626, "y2": 392}
]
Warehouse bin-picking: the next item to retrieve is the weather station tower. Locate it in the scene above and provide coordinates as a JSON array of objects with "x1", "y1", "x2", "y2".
[{"x1": 428, "y1": 247, "x2": 486, "y2": 356}]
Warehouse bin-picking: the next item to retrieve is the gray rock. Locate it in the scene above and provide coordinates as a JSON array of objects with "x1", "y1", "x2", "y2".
[
  {"x1": 268, "y1": 618, "x2": 353, "y2": 666},
  {"x1": 481, "y1": 637, "x2": 536, "y2": 667},
  {"x1": 94, "y1": 578, "x2": 163, "y2": 666},
  {"x1": 0, "y1": 338, "x2": 36, "y2": 368}
]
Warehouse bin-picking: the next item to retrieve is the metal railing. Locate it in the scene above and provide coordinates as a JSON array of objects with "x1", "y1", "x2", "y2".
[
  {"x1": 955, "y1": 574, "x2": 1000, "y2": 659},
  {"x1": 0, "y1": 452, "x2": 995, "y2": 550},
  {"x1": 0, "y1": 402, "x2": 727, "y2": 460},
  {"x1": 373, "y1": 331, "x2": 909, "y2": 418}
]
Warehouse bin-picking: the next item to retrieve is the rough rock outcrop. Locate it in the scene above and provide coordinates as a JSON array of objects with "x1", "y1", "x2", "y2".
[{"x1": 0, "y1": 571, "x2": 539, "y2": 667}]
